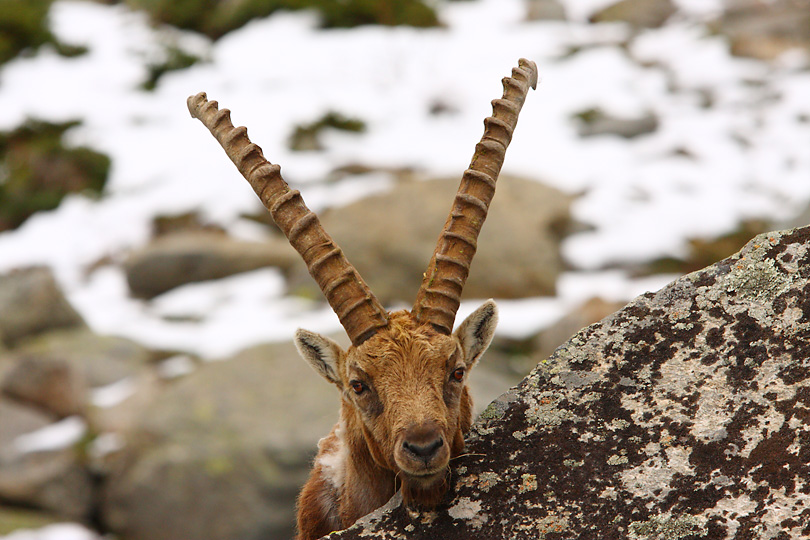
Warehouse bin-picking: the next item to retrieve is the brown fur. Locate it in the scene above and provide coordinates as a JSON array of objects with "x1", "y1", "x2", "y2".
[{"x1": 294, "y1": 306, "x2": 496, "y2": 539}]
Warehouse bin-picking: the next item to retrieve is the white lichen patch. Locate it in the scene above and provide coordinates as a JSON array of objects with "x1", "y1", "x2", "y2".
[
  {"x1": 739, "y1": 404, "x2": 786, "y2": 458},
  {"x1": 705, "y1": 492, "x2": 758, "y2": 538},
  {"x1": 664, "y1": 445, "x2": 695, "y2": 477},
  {"x1": 621, "y1": 456, "x2": 676, "y2": 501},
  {"x1": 745, "y1": 483, "x2": 810, "y2": 539},
  {"x1": 782, "y1": 306, "x2": 804, "y2": 326},
  {"x1": 690, "y1": 369, "x2": 736, "y2": 442},
  {"x1": 607, "y1": 454, "x2": 628, "y2": 466},
  {"x1": 447, "y1": 497, "x2": 488, "y2": 528},
  {"x1": 599, "y1": 486, "x2": 618, "y2": 500}
]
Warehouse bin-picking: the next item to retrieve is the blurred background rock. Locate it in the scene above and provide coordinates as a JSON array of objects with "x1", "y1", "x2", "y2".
[{"x1": 1, "y1": 0, "x2": 809, "y2": 538}]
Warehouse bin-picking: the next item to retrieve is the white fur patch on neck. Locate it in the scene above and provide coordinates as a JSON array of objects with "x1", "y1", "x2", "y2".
[{"x1": 316, "y1": 419, "x2": 347, "y2": 490}]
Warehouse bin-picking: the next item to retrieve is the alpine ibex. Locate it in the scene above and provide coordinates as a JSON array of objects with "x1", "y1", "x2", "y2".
[{"x1": 188, "y1": 58, "x2": 538, "y2": 539}]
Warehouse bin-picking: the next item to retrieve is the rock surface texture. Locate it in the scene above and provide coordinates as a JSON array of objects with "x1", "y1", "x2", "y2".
[{"x1": 328, "y1": 226, "x2": 810, "y2": 539}]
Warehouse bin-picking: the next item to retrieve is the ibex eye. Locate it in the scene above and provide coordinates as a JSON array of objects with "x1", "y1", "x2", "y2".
[
  {"x1": 350, "y1": 380, "x2": 366, "y2": 394},
  {"x1": 452, "y1": 368, "x2": 465, "y2": 381}
]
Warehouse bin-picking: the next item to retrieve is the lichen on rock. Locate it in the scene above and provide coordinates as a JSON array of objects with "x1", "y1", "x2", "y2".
[{"x1": 328, "y1": 226, "x2": 810, "y2": 539}]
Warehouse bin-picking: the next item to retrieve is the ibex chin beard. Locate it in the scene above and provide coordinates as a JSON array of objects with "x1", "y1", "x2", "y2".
[{"x1": 399, "y1": 469, "x2": 450, "y2": 510}]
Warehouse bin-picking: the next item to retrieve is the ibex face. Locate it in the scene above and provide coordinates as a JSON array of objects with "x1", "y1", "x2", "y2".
[
  {"x1": 188, "y1": 58, "x2": 537, "y2": 537},
  {"x1": 295, "y1": 303, "x2": 497, "y2": 507}
]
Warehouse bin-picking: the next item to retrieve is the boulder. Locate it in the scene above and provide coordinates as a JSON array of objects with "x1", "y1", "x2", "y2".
[
  {"x1": 716, "y1": 0, "x2": 810, "y2": 60},
  {"x1": 0, "y1": 267, "x2": 85, "y2": 347},
  {"x1": 328, "y1": 226, "x2": 810, "y2": 538},
  {"x1": 124, "y1": 230, "x2": 298, "y2": 299},
  {"x1": 525, "y1": 0, "x2": 567, "y2": 21},
  {"x1": 589, "y1": 0, "x2": 676, "y2": 28},
  {"x1": 1, "y1": 353, "x2": 85, "y2": 418},
  {"x1": 1, "y1": 329, "x2": 154, "y2": 420},
  {"x1": 100, "y1": 339, "x2": 343, "y2": 540},
  {"x1": 0, "y1": 399, "x2": 93, "y2": 521},
  {"x1": 288, "y1": 176, "x2": 572, "y2": 305},
  {"x1": 574, "y1": 108, "x2": 659, "y2": 139}
]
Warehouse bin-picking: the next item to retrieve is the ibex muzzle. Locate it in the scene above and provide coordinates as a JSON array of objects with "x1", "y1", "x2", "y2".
[{"x1": 188, "y1": 58, "x2": 538, "y2": 539}]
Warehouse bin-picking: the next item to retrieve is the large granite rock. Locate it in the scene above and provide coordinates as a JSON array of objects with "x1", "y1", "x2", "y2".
[
  {"x1": 329, "y1": 226, "x2": 810, "y2": 538},
  {"x1": 288, "y1": 176, "x2": 572, "y2": 305}
]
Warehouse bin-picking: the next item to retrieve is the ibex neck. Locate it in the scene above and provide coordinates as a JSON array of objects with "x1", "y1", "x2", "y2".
[{"x1": 338, "y1": 402, "x2": 398, "y2": 525}]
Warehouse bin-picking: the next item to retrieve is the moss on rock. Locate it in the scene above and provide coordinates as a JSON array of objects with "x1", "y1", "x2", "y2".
[
  {"x1": 0, "y1": 120, "x2": 110, "y2": 231},
  {"x1": 126, "y1": 0, "x2": 438, "y2": 40}
]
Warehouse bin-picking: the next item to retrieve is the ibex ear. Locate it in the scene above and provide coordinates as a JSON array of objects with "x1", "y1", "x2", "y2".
[
  {"x1": 294, "y1": 329, "x2": 345, "y2": 389},
  {"x1": 454, "y1": 299, "x2": 498, "y2": 369}
]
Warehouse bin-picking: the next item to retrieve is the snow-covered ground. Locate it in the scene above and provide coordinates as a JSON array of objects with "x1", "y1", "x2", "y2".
[
  {"x1": 1, "y1": 1, "x2": 809, "y2": 537},
  {"x1": 0, "y1": 525, "x2": 101, "y2": 540},
  {"x1": 1, "y1": 0, "x2": 809, "y2": 357}
]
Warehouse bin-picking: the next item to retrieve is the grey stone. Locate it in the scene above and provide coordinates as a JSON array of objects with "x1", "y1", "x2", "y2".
[
  {"x1": 1, "y1": 328, "x2": 154, "y2": 426},
  {"x1": 717, "y1": 0, "x2": 810, "y2": 60},
  {"x1": 1, "y1": 354, "x2": 85, "y2": 418},
  {"x1": 288, "y1": 176, "x2": 572, "y2": 305},
  {"x1": 575, "y1": 109, "x2": 659, "y2": 139},
  {"x1": 124, "y1": 231, "x2": 298, "y2": 299},
  {"x1": 328, "y1": 226, "x2": 810, "y2": 538},
  {"x1": 100, "y1": 339, "x2": 345, "y2": 540},
  {"x1": 589, "y1": 0, "x2": 676, "y2": 28},
  {"x1": 0, "y1": 267, "x2": 85, "y2": 347},
  {"x1": 8, "y1": 328, "x2": 153, "y2": 389},
  {"x1": 525, "y1": 0, "x2": 567, "y2": 21},
  {"x1": 0, "y1": 399, "x2": 93, "y2": 521}
]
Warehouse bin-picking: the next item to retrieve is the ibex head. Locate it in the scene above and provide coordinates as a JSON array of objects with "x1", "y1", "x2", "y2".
[
  {"x1": 188, "y1": 58, "x2": 537, "y2": 533},
  {"x1": 295, "y1": 302, "x2": 497, "y2": 507}
]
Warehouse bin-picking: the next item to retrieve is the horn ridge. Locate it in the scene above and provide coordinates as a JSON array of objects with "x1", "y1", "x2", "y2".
[
  {"x1": 412, "y1": 59, "x2": 538, "y2": 334},
  {"x1": 187, "y1": 92, "x2": 389, "y2": 345}
]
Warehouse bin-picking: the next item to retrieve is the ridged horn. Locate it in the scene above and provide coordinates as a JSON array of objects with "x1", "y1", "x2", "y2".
[
  {"x1": 187, "y1": 92, "x2": 389, "y2": 346},
  {"x1": 412, "y1": 58, "x2": 538, "y2": 335}
]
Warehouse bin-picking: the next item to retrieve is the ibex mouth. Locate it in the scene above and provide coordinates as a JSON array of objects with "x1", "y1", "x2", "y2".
[
  {"x1": 400, "y1": 468, "x2": 450, "y2": 509},
  {"x1": 403, "y1": 466, "x2": 446, "y2": 481}
]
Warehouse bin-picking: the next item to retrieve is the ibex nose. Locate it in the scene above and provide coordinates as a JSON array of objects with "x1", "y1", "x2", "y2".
[{"x1": 403, "y1": 437, "x2": 444, "y2": 460}]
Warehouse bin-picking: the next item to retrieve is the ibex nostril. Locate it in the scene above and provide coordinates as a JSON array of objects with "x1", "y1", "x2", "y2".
[{"x1": 403, "y1": 437, "x2": 444, "y2": 459}]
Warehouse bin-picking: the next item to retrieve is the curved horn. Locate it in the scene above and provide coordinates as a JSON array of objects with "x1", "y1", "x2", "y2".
[
  {"x1": 187, "y1": 93, "x2": 388, "y2": 346},
  {"x1": 412, "y1": 58, "x2": 538, "y2": 335}
]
